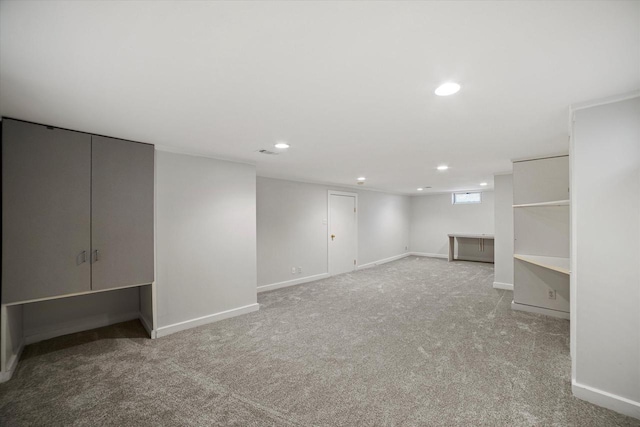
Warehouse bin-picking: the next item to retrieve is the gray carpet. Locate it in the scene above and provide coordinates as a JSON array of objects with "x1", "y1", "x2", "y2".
[{"x1": 0, "y1": 256, "x2": 637, "y2": 426}]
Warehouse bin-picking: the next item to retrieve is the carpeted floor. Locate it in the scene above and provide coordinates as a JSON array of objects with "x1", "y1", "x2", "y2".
[{"x1": 0, "y1": 256, "x2": 637, "y2": 426}]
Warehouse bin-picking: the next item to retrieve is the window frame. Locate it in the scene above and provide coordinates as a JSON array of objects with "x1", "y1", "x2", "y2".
[{"x1": 452, "y1": 191, "x2": 482, "y2": 205}]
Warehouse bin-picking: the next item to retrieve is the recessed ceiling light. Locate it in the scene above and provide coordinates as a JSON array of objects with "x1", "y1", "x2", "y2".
[
  {"x1": 274, "y1": 142, "x2": 290, "y2": 149},
  {"x1": 357, "y1": 177, "x2": 366, "y2": 181},
  {"x1": 435, "y1": 82, "x2": 461, "y2": 96},
  {"x1": 437, "y1": 165, "x2": 449, "y2": 171},
  {"x1": 480, "y1": 182, "x2": 488, "y2": 186},
  {"x1": 417, "y1": 188, "x2": 424, "y2": 191}
]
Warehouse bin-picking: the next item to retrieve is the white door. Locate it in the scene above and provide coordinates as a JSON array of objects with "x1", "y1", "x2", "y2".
[{"x1": 329, "y1": 193, "x2": 357, "y2": 275}]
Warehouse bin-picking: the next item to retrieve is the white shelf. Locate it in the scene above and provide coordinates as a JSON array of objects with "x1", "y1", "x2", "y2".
[
  {"x1": 512, "y1": 199, "x2": 570, "y2": 208},
  {"x1": 514, "y1": 254, "x2": 570, "y2": 275}
]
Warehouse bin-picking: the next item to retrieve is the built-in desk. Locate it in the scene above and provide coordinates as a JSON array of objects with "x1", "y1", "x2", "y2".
[{"x1": 447, "y1": 233, "x2": 495, "y2": 262}]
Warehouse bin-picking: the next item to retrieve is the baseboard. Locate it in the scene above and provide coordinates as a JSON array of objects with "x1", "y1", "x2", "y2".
[
  {"x1": 511, "y1": 301, "x2": 569, "y2": 319},
  {"x1": 23, "y1": 311, "x2": 141, "y2": 345},
  {"x1": 257, "y1": 273, "x2": 330, "y2": 293},
  {"x1": 572, "y1": 380, "x2": 640, "y2": 420},
  {"x1": 357, "y1": 253, "x2": 410, "y2": 270},
  {"x1": 411, "y1": 252, "x2": 446, "y2": 258},
  {"x1": 455, "y1": 256, "x2": 495, "y2": 263},
  {"x1": 139, "y1": 313, "x2": 156, "y2": 339},
  {"x1": 493, "y1": 281, "x2": 514, "y2": 291},
  {"x1": 409, "y1": 252, "x2": 448, "y2": 259},
  {"x1": 156, "y1": 303, "x2": 260, "y2": 338},
  {"x1": 0, "y1": 339, "x2": 24, "y2": 383}
]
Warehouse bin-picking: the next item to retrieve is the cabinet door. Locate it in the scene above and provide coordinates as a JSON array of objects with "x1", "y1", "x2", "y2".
[
  {"x1": 2, "y1": 120, "x2": 91, "y2": 303},
  {"x1": 91, "y1": 135, "x2": 154, "y2": 290}
]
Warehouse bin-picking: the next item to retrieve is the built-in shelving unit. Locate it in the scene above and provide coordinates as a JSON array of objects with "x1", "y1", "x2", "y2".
[
  {"x1": 513, "y1": 254, "x2": 570, "y2": 275},
  {"x1": 512, "y1": 199, "x2": 570, "y2": 208},
  {"x1": 512, "y1": 155, "x2": 570, "y2": 319}
]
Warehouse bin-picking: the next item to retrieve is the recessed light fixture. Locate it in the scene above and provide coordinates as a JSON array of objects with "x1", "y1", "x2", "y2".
[
  {"x1": 357, "y1": 177, "x2": 366, "y2": 181},
  {"x1": 417, "y1": 188, "x2": 424, "y2": 191},
  {"x1": 274, "y1": 142, "x2": 290, "y2": 149},
  {"x1": 435, "y1": 82, "x2": 461, "y2": 96},
  {"x1": 480, "y1": 182, "x2": 488, "y2": 186},
  {"x1": 437, "y1": 165, "x2": 449, "y2": 171}
]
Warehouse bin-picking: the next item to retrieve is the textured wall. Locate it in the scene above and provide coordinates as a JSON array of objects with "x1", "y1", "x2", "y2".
[
  {"x1": 257, "y1": 177, "x2": 410, "y2": 287},
  {"x1": 410, "y1": 192, "x2": 495, "y2": 257},
  {"x1": 156, "y1": 150, "x2": 257, "y2": 328},
  {"x1": 572, "y1": 96, "x2": 640, "y2": 411}
]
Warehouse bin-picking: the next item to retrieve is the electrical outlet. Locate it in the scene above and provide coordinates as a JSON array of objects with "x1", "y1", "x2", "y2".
[
  {"x1": 297, "y1": 267, "x2": 302, "y2": 274},
  {"x1": 548, "y1": 290, "x2": 557, "y2": 300},
  {"x1": 291, "y1": 267, "x2": 296, "y2": 275}
]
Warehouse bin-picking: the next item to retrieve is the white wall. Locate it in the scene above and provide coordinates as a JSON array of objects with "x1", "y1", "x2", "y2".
[
  {"x1": 156, "y1": 150, "x2": 258, "y2": 334},
  {"x1": 357, "y1": 189, "x2": 411, "y2": 265},
  {"x1": 571, "y1": 95, "x2": 640, "y2": 418},
  {"x1": 410, "y1": 192, "x2": 495, "y2": 257},
  {"x1": 257, "y1": 177, "x2": 410, "y2": 289},
  {"x1": 494, "y1": 175, "x2": 514, "y2": 288},
  {"x1": 22, "y1": 288, "x2": 140, "y2": 344}
]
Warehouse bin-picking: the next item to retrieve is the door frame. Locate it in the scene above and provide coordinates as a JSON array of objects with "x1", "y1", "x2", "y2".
[{"x1": 327, "y1": 190, "x2": 358, "y2": 276}]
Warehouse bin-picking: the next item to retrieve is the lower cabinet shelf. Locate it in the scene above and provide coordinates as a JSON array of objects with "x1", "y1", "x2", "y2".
[{"x1": 514, "y1": 254, "x2": 570, "y2": 275}]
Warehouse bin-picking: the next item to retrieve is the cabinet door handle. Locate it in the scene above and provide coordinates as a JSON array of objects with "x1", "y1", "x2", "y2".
[
  {"x1": 77, "y1": 250, "x2": 87, "y2": 265},
  {"x1": 93, "y1": 249, "x2": 99, "y2": 262}
]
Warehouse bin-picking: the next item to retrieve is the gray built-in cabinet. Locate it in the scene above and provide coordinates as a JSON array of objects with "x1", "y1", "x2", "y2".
[
  {"x1": 511, "y1": 155, "x2": 570, "y2": 319},
  {"x1": 2, "y1": 119, "x2": 154, "y2": 303}
]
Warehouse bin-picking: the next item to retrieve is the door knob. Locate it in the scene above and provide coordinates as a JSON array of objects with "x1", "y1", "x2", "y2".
[{"x1": 331, "y1": 234, "x2": 336, "y2": 241}]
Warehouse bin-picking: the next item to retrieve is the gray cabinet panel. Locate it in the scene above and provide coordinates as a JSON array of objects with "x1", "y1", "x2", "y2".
[
  {"x1": 513, "y1": 260, "x2": 569, "y2": 312},
  {"x1": 513, "y1": 156, "x2": 569, "y2": 205},
  {"x1": 2, "y1": 120, "x2": 91, "y2": 303},
  {"x1": 91, "y1": 136, "x2": 154, "y2": 290}
]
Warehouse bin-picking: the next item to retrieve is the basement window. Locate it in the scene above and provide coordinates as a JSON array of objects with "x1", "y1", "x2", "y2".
[{"x1": 452, "y1": 192, "x2": 482, "y2": 205}]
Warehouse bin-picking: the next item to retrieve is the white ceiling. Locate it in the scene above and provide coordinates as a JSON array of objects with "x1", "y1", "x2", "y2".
[{"x1": 1, "y1": 1, "x2": 638, "y2": 194}]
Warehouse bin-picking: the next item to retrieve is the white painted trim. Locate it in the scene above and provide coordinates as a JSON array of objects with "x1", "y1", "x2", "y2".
[
  {"x1": 572, "y1": 380, "x2": 640, "y2": 420},
  {"x1": 153, "y1": 150, "x2": 159, "y2": 335},
  {"x1": 256, "y1": 174, "x2": 411, "y2": 196},
  {"x1": 570, "y1": 91, "x2": 640, "y2": 113},
  {"x1": 409, "y1": 252, "x2": 448, "y2": 259},
  {"x1": 156, "y1": 303, "x2": 259, "y2": 338},
  {"x1": 512, "y1": 153, "x2": 570, "y2": 164},
  {"x1": 0, "y1": 340, "x2": 24, "y2": 383},
  {"x1": 139, "y1": 313, "x2": 156, "y2": 339},
  {"x1": 155, "y1": 144, "x2": 255, "y2": 167},
  {"x1": 4, "y1": 282, "x2": 154, "y2": 306},
  {"x1": 452, "y1": 255, "x2": 495, "y2": 263},
  {"x1": 569, "y1": 129, "x2": 577, "y2": 370},
  {"x1": 493, "y1": 282, "x2": 514, "y2": 291},
  {"x1": 23, "y1": 311, "x2": 140, "y2": 345},
  {"x1": 257, "y1": 273, "x2": 330, "y2": 293},
  {"x1": 411, "y1": 188, "x2": 494, "y2": 197},
  {"x1": 151, "y1": 282, "x2": 158, "y2": 338},
  {"x1": 356, "y1": 253, "x2": 410, "y2": 270},
  {"x1": 1, "y1": 304, "x2": 23, "y2": 380},
  {"x1": 511, "y1": 301, "x2": 570, "y2": 320},
  {"x1": 327, "y1": 190, "x2": 358, "y2": 276}
]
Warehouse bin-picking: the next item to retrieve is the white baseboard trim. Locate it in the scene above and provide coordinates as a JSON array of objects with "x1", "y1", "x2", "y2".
[
  {"x1": 455, "y1": 256, "x2": 495, "y2": 263},
  {"x1": 0, "y1": 339, "x2": 24, "y2": 383},
  {"x1": 23, "y1": 311, "x2": 141, "y2": 345},
  {"x1": 357, "y1": 253, "x2": 410, "y2": 270},
  {"x1": 511, "y1": 301, "x2": 569, "y2": 320},
  {"x1": 257, "y1": 273, "x2": 330, "y2": 293},
  {"x1": 139, "y1": 314, "x2": 156, "y2": 339},
  {"x1": 156, "y1": 303, "x2": 260, "y2": 338},
  {"x1": 409, "y1": 252, "x2": 448, "y2": 259},
  {"x1": 572, "y1": 380, "x2": 640, "y2": 420},
  {"x1": 493, "y1": 282, "x2": 514, "y2": 291}
]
